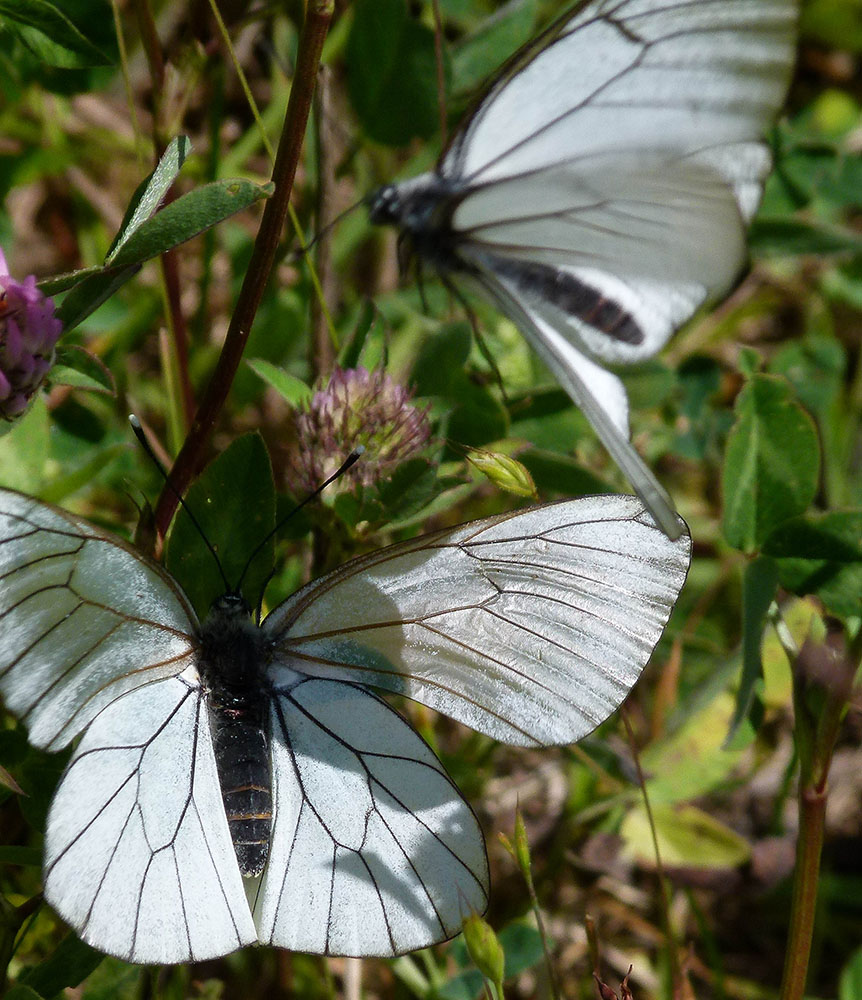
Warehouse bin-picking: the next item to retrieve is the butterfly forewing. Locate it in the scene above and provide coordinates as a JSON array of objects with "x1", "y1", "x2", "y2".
[
  {"x1": 446, "y1": 0, "x2": 796, "y2": 192},
  {"x1": 44, "y1": 673, "x2": 257, "y2": 964},
  {"x1": 0, "y1": 489, "x2": 198, "y2": 751},
  {"x1": 254, "y1": 670, "x2": 488, "y2": 956},
  {"x1": 265, "y1": 496, "x2": 690, "y2": 747}
]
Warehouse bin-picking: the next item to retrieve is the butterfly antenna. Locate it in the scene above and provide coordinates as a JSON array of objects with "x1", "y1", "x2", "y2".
[
  {"x1": 286, "y1": 196, "x2": 366, "y2": 262},
  {"x1": 235, "y1": 446, "x2": 365, "y2": 599},
  {"x1": 129, "y1": 415, "x2": 232, "y2": 594}
]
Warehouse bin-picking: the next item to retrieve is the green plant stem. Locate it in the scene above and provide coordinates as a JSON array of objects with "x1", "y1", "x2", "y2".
[
  {"x1": 778, "y1": 784, "x2": 826, "y2": 1000},
  {"x1": 431, "y1": 0, "x2": 448, "y2": 145},
  {"x1": 154, "y1": 0, "x2": 334, "y2": 538},
  {"x1": 622, "y1": 710, "x2": 685, "y2": 997},
  {"x1": 133, "y1": 0, "x2": 195, "y2": 431}
]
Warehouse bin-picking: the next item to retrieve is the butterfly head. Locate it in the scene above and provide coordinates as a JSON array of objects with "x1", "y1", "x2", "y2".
[
  {"x1": 368, "y1": 176, "x2": 466, "y2": 277},
  {"x1": 367, "y1": 184, "x2": 403, "y2": 226},
  {"x1": 210, "y1": 592, "x2": 252, "y2": 620}
]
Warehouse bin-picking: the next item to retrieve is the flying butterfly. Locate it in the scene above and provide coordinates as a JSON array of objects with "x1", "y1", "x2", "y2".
[
  {"x1": 0, "y1": 486, "x2": 689, "y2": 964},
  {"x1": 368, "y1": 0, "x2": 799, "y2": 539}
]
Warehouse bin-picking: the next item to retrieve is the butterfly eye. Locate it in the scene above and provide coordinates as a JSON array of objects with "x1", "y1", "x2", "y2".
[
  {"x1": 368, "y1": 184, "x2": 401, "y2": 224},
  {"x1": 211, "y1": 593, "x2": 251, "y2": 616}
]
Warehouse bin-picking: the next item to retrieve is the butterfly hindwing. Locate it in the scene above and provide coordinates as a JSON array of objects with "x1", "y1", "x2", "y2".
[
  {"x1": 254, "y1": 671, "x2": 488, "y2": 956},
  {"x1": 43, "y1": 673, "x2": 257, "y2": 964},
  {"x1": 469, "y1": 257, "x2": 683, "y2": 539},
  {"x1": 265, "y1": 496, "x2": 690, "y2": 747}
]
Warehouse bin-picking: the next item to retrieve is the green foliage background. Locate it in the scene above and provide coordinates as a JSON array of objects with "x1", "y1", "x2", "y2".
[{"x1": 0, "y1": 0, "x2": 861, "y2": 998}]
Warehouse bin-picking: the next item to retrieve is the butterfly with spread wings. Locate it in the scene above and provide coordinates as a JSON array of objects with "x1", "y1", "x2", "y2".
[
  {"x1": 369, "y1": 0, "x2": 799, "y2": 539},
  {"x1": 0, "y1": 488, "x2": 689, "y2": 963}
]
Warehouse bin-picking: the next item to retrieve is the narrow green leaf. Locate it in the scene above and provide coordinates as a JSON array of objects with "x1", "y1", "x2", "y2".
[
  {"x1": 20, "y1": 934, "x2": 104, "y2": 994},
  {"x1": 763, "y1": 510, "x2": 862, "y2": 617},
  {"x1": 247, "y1": 359, "x2": 312, "y2": 407},
  {"x1": 55, "y1": 265, "x2": 141, "y2": 333},
  {"x1": 0, "y1": 0, "x2": 112, "y2": 67},
  {"x1": 840, "y1": 947, "x2": 862, "y2": 1000},
  {"x1": 107, "y1": 178, "x2": 273, "y2": 270},
  {"x1": 722, "y1": 374, "x2": 820, "y2": 551},
  {"x1": 51, "y1": 346, "x2": 116, "y2": 395},
  {"x1": 38, "y1": 265, "x2": 103, "y2": 296},
  {"x1": 749, "y1": 216, "x2": 862, "y2": 256},
  {"x1": 338, "y1": 300, "x2": 380, "y2": 371},
  {"x1": 49, "y1": 365, "x2": 108, "y2": 392},
  {"x1": 106, "y1": 136, "x2": 192, "y2": 261},
  {"x1": 389, "y1": 956, "x2": 432, "y2": 997},
  {"x1": 728, "y1": 557, "x2": 780, "y2": 740}
]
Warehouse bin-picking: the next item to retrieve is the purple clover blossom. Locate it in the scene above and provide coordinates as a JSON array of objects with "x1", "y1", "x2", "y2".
[
  {"x1": 0, "y1": 247, "x2": 63, "y2": 420},
  {"x1": 286, "y1": 367, "x2": 431, "y2": 496}
]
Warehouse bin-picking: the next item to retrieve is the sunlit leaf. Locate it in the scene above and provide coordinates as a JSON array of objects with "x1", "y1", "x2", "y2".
[{"x1": 722, "y1": 375, "x2": 820, "y2": 551}]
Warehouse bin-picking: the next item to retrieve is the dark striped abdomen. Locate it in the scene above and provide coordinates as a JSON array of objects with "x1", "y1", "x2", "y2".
[
  {"x1": 210, "y1": 703, "x2": 272, "y2": 877},
  {"x1": 492, "y1": 257, "x2": 645, "y2": 346}
]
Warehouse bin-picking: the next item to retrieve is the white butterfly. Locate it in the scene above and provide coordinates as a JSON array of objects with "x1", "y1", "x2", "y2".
[
  {"x1": 369, "y1": 0, "x2": 799, "y2": 539},
  {"x1": 0, "y1": 487, "x2": 689, "y2": 964}
]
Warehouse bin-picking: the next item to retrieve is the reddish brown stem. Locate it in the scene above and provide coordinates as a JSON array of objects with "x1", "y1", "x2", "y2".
[
  {"x1": 153, "y1": 0, "x2": 334, "y2": 537},
  {"x1": 779, "y1": 784, "x2": 827, "y2": 1000}
]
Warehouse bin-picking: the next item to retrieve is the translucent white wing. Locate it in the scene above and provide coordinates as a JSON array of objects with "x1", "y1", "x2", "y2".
[
  {"x1": 44, "y1": 674, "x2": 257, "y2": 964},
  {"x1": 253, "y1": 670, "x2": 488, "y2": 956},
  {"x1": 445, "y1": 0, "x2": 795, "y2": 201},
  {"x1": 438, "y1": 0, "x2": 798, "y2": 361},
  {"x1": 0, "y1": 488, "x2": 198, "y2": 750},
  {"x1": 468, "y1": 253, "x2": 681, "y2": 539},
  {"x1": 454, "y1": 160, "x2": 748, "y2": 363},
  {"x1": 264, "y1": 496, "x2": 690, "y2": 747}
]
